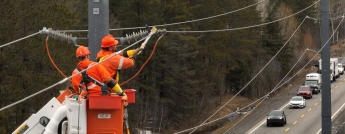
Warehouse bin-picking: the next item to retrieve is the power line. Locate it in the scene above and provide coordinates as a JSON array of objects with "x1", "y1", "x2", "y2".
[
  {"x1": 0, "y1": 27, "x2": 79, "y2": 49},
  {"x1": 58, "y1": 0, "x2": 265, "y2": 32},
  {"x1": 0, "y1": 32, "x2": 41, "y2": 49},
  {"x1": 169, "y1": 0, "x2": 319, "y2": 34}
]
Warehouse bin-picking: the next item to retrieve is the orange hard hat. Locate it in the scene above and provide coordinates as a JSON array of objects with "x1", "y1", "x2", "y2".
[
  {"x1": 101, "y1": 35, "x2": 119, "y2": 47},
  {"x1": 76, "y1": 46, "x2": 90, "y2": 57}
]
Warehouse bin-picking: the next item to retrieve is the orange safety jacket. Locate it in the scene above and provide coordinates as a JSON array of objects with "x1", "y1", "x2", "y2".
[
  {"x1": 96, "y1": 50, "x2": 135, "y2": 82},
  {"x1": 71, "y1": 60, "x2": 112, "y2": 96}
]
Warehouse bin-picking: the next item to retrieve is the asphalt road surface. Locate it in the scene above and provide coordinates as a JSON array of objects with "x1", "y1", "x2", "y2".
[{"x1": 224, "y1": 73, "x2": 345, "y2": 134}]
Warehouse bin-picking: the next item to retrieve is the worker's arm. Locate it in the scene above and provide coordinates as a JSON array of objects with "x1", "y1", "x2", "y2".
[
  {"x1": 106, "y1": 80, "x2": 128, "y2": 102},
  {"x1": 98, "y1": 64, "x2": 128, "y2": 100},
  {"x1": 106, "y1": 80, "x2": 125, "y2": 96}
]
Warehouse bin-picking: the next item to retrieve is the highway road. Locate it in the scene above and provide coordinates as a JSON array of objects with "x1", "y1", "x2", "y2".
[{"x1": 224, "y1": 72, "x2": 345, "y2": 134}]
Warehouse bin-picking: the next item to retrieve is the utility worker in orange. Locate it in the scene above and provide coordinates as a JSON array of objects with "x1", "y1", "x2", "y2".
[
  {"x1": 71, "y1": 45, "x2": 127, "y2": 100},
  {"x1": 96, "y1": 35, "x2": 143, "y2": 82}
]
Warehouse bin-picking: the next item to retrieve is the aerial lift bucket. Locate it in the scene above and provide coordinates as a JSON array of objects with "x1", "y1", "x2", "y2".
[{"x1": 86, "y1": 89, "x2": 136, "y2": 134}]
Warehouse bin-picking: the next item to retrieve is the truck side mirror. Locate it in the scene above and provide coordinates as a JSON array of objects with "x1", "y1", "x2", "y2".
[{"x1": 317, "y1": 70, "x2": 322, "y2": 74}]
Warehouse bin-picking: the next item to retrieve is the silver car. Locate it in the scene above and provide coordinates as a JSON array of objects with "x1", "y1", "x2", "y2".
[{"x1": 289, "y1": 96, "x2": 306, "y2": 109}]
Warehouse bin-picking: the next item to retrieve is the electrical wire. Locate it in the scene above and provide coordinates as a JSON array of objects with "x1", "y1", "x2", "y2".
[
  {"x1": 58, "y1": 0, "x2": 265, "y2": 32},
  {"x1": 169, "y1": 0, "x2": 319, "y2": 34},
  {"x1": 58, "y1": 0, "x2": 317, "y2": 34},
  {"x1": 182, "y1": 16, "x2": 309, "y2": 134},
  {"x1": 0, "y1": 32, "x2": 41, "y2": 49},
  {"x1": 45, "y1": 36, "x2": 69, "y2": 79}
]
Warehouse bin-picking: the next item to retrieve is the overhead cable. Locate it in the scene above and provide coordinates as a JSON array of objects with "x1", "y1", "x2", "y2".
[
  {"x1": 58, "y1": 0, "x2": 265, "y2": 32},
  {"x1": 169, "y1": 0, "x2": 319, "y2": 34},
  {"x1": 0, "y1": 32, "x2": 41, "y2": 49}
]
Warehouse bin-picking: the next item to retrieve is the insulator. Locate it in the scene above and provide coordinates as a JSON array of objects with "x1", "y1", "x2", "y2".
[
  {"x1": 118, "y1": 30, "x2": 149, "y2": 46},
  {"x1": 40, "y1": 27, "x2": 78, "y2": 46}
]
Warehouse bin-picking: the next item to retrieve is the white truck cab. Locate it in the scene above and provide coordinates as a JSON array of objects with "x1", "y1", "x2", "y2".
[{"x1": 305, "y1": 73, "x2": 321, "y2": 94}]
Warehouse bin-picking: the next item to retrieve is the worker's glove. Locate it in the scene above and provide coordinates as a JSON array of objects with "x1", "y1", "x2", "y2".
[
  {"x1": 111, "y1": 83, "x2": 123, "y2": 94},
  {"x1": 125, "y1": 48, "x2": 143, "y2": 58},
  {"x1": 78, "y1": 90, "x2": 88, "y2": 103}
]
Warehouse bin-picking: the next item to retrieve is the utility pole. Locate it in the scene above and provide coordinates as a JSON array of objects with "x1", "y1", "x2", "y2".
[
  {"x1": 321, "y1": 0, "x2": 331, "y2": 133},
  {"x1": 88, "y1": 0, "x2": 109, "y2": 60}
]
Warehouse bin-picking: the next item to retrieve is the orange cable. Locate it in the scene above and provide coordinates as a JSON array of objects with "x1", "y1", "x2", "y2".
[
  {"x1": 45, "y1": 37, "x2": 70, "y2": 80},
  {"x1": 120, "y1": 35, "x2": 164, "y2": 86}
]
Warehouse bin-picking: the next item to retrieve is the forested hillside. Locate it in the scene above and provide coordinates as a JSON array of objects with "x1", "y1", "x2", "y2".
[{"x1": 0, "y1": 0, "x2": 344, "y2": 133}]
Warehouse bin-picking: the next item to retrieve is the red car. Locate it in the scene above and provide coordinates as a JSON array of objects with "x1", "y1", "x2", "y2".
[{"x1": 297, "y1": 86, "x2": 313, "y2": 99}]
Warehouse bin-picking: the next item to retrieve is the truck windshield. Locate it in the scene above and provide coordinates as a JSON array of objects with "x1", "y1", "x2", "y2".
[
  {"x1": 291, "y1": 97, "x2": 303, "y2": 101},
  {"x1": 269, "y1": 111, "x2": 282, "y2": 116},
  {"x1": 305, "y1": 81, "x2": 317, "y2": 85},
  {"x1": 299, "y1": 87, "x2": 310, "y2": 91}
]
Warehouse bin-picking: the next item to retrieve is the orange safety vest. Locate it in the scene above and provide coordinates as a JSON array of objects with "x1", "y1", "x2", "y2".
[
  {"x1": 96, "y1": 50, "x2": 134, "y2": 82},
  {"x1": 71, "y1": 60, "x2": 112, "y2": 96}
]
